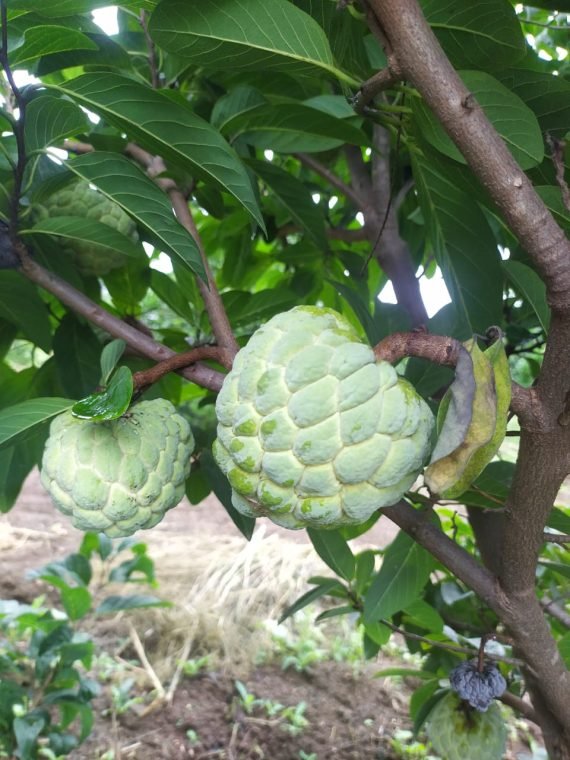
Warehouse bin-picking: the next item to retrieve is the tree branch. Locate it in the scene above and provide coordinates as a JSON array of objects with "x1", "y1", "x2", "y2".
[
  {"x1": 382, "y1": 500, "x2": 499, "y2": 611},
  {"x1": 124, "y1": 144, "x2": 239, "y2": 355},
  {"x1": 540, "y1": 596, "x2": 570, "y2": 629},
  {"x1": 543, "y1": 532, "x2": 570, "y2": 545},
  {"x1": 366, "y1": 0, "x2": 570, "y2": 312},
  {"x1": 353, "y1": 67, "x2": 401, "y2": 114},
  {"x1": 373, "y1": 330, "x2": 536, "y2": 423},
  {"x1": 133, "y1": 346, "x2": 232, "y2": 392},
  {"x1": 294, "y1": 152, "x2": 364, "y2": 209},
  {"x1": 19, "y1": 255, "x2": 225, "y2": 393},
  {"x1": 276, "y1": 223, "x2": 368, "y2": 243},
  {"x1": 345, "y1": 129, "x2": 429, "y2": 327}
]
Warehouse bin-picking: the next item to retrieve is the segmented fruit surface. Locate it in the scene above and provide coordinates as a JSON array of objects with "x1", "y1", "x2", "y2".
[
  {"x1": 41, "y1": 399, "x2": 194, "y2": 537},
  {"x1": 213, "y1": 306, "x2": 434, "y2": 529}
]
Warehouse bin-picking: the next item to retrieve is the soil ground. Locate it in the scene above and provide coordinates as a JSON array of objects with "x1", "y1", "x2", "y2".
[{"x1": 0, "y1": 471, "x2": 543, "y2": 759}]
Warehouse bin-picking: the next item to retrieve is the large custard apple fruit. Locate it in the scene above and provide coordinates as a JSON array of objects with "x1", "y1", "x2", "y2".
[
  {"x1": 213, "y1": 306, "x2": 434, "y2": 529},
  {"x1": 34, "y1": 180, "x2": 138, "y2": 276},
  {"x1": 41, "y1": 399, "x2": 194, "y2": 538},
  {"x1": 426, "y1": 691, "x2": 507, "y2": 760}
]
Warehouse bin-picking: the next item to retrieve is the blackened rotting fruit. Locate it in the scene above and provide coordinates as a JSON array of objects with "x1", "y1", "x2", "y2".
[{"x1": 450, "y1": 659, "x2": 507, "y2": 711}]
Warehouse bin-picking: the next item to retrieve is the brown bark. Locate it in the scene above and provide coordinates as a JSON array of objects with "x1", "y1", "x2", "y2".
[{"x1": 364, "y1": 0, "x2": 570, "y2": 748}]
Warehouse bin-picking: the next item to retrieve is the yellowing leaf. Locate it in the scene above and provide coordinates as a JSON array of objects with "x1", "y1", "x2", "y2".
[
  {"x1": 425, "y1": 339, "x2": 496, "y2": 495},
  {"x1": 443, "y1": 340, "x2": 511, "y2": 498}
]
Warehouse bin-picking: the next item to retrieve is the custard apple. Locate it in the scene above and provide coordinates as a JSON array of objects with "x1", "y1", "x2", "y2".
[
  {"x1": 426, "y1": 691, "x2": 507, "y2": 760},
  {"x1": 40, "y1": 399, "x2": 194, "y2": 538},
  {"x1": 34, "y1": 180, "x2": 138, "y2": 276},
  {"x1": 213, "y1": 306, "x2": 434, "y2": 529}
]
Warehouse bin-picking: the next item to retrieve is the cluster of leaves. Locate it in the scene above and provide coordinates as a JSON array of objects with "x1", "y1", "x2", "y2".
[
  {"x1": 0, "y1": 532, "x2": 168, "y2": 758},
  {"x1": 281, "y1": 484, "x2": 570, "y2": 746}
]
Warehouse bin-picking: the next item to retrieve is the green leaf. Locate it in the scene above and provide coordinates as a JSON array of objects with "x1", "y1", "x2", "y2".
[
  {"x1": 413, "y1": 70, "x2": 544, "y2": 170},
  {"x1": 62, "y1": 152, "x2": 205, "y2": 278},
  {"x1": 547, "y1": 507, "x2": 570, "y2": 535},
  {"x1": 503, "y1": 260, "x2": 550, "y2": 333},
  {"x1": 412, "y1": 153, "x2": 503, "y2": 333},
  {"x1": 497, "y1": 67, "x2": 570, "y2": 137},
  {"x1": 10, "y1": 0, "x2": 117, "y2": 12},
  {"x1": 538, "y1": 561, "x2": 570, "y2": 580},
  {"x1": 100, "y1": 340, "x2": 126, "y2": 386},
  {"x1": 22, "y1": 216, "x2": 145, "y2": 261},
  {"x1": 307, "y1": 528, "x2": 355, "y2": 582},
  {"x1": 354, "y1": 550, "x2": 375, "y2": 595},
  {"x1": 149, "y1": 0, "x2": 356, "y2": 84},
  {"x1": 404, "y1": 599, "x2": 445, "y2": 632},
  {"x1": 420, "y1": 0, "x2": 526, "y2": 70},
  {"x1": 71, "y1": 366, "x2": 133, "y2": 421},
  {"x1": 24, "y1": 94, "x2": 88, "y2": 153},
  {"x1": 315, "y1": 605, "x2": 354, "y2": 622},
  {"x1": 226, "y1": 103, "x2": 366, "y2": 153},
  {"x1": 9, "y1": 25, "x2": 98, "y2": 67},
  {"x1": 0, "y1": 271, "x2": 53, "y2": 351},
  {"x1": 0, "y1": 397, "x2": 73, "y2": 450},
  {"x1": 279, "y1": 579, "x2": 347, "y2": 623},
  {"x1": 150, "y1": 270, "x2": 195, "y2": 324},
  {"x1": 247, "y1": 159, "x2": 327, "y2": 249},
  {"x1": 96, "y1": 594, "x2": 170, "y2": 614},
  {"x1": 559, "y1": 632, "x2": 570, "y2": 668},
  {"x1": 0, "y1": 435, "x2": 42, "y2": 513},
  {"x1": 364, "y1": 531, "x2": 435, "y2": 623},
  {"x1": 60, "y1": 586, "x2": 92, "y2": 621},
  {"x1": 13, "y1": 714, "x2": 45, "y2": 760},
  {"x1": 52, "y1": 73, "x2": 264, "y2": 230},
  {"x1": 200, "y1": 449, "x2": 255, "y2": 540},
  {"x1": 53, "y1": 314, "x2": 101, "y2": 399},
  {"x1": 103, "y1": 258, "x2": 151, "y2": 313},
  {"x1": 222, "y1": 289, "x2": 299, "y2": 330}
]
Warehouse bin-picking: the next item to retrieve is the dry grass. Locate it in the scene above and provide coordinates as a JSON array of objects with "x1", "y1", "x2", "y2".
[{"x1": 122, "y1": 526, "x2": 328, "y2": 682}]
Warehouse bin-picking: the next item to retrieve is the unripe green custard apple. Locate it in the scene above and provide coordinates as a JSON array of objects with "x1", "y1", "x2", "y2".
[
  {"x1": 426, "y1": 692, "x2": 506, "y2": 760},
  {"x1": 34, "y1": 180, "x2": 138, "y2": 277},
  {"x1": 41, "y1": 399, "x2": 194, "y2": 538},
  {"x1": 213, "y1": 306, "x2": 434, "y2": 529}
]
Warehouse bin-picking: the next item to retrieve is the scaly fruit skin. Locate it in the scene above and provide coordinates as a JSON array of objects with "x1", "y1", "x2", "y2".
[
  {"x1": 426, "y1": 692, "x2": 506, "y2": 760},
  {"x1": 41, "y1": 399, "x2": 194, "y2": 538},
  {"x1": 34, "y1": 180, "x2": 138, "y2": 276},
  {"x1": 213, "y1": 306, "x2": 434, "y2": 529}
]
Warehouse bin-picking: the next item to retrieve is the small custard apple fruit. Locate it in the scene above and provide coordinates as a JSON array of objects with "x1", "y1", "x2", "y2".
[
  {"x1": 213, "y1": 306, "x2": 434, "y2": 529},
  {"x1": 426, "y1": 691, "x2": 507, "y2": 760},
  {"x1": 34, "y1": 180, "x2": 138, "y2": 277},
  {"x1": 40, "y1": 399, "x2": 194, "y2": 538}
]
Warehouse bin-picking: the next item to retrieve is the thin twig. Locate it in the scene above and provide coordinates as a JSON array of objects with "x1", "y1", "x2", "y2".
[
  {"x1": 546, "y1": 134, "x2": 570, "y2": 212},
  {"x1": 20, "y1": 255, "x2": 226, "y2": 392},
  {"x1": 543, "y1": 532, "x2": 570, "y2": 545},
  {"x1": 294, "y1": 152, "x2": 364, "y2": 209},
  {"x1": 139, "y1": 10, "x2": 160, "y2": 89},
  {"x1": 275, "y1": 223, "x2": 367, "y2": 243},
  {"x1": 381, "y1": 619, "x2": 524, "y2": 667},
  {"x1": 128, "y1": 623, "x2": 165, "y2": 699},
  {"x1": 540, "y1": 596, "x2": 570, "y2": 629},
  {"x1": 133, "y1": 346, "x2": 232, "y2": 391},
  {"x1": 124, "y1": 143, "x2": 239, "y2": 355},
  {"x1": 499, "y1": 691, "x2": 539, "y2": 724},
  {"x1": 353, "y1": 67, "x2": 401, "y2": 113}
]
